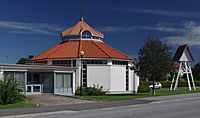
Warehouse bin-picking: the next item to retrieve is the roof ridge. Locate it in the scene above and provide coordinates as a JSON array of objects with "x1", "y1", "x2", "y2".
[
  {"x1": 92, "y1": 41, "x2": 111, "y2": 58},
  {"x1": 70, "y1": 21, "x2": 81, "y2": 35},
  {"x1": 83, "y1": 21, "x2": 104, "y2": 38},
  {"x1": 185, "y1": 45, "x2": 195, "y2": 61}
]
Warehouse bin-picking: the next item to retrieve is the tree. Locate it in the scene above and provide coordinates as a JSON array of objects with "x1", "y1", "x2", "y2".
[
  {"x1": 17, "y1": 57, "x2": 30, "y2": 64},
  {"x1": 137, "y1": 36, "x2": 172, "y2": 96},
  {"x1": 193, "y1": 62, "x2": 200, "y2": 80}
]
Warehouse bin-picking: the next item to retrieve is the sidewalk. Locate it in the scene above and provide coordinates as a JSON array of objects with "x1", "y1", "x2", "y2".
[{"x1": 140, "y1": 92, "x2": 200, "y2": 101}]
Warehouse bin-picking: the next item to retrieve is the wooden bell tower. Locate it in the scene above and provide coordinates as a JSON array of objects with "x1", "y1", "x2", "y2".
[{"x1": 170, "y1": 44, "x2": 196, "y2": 91}]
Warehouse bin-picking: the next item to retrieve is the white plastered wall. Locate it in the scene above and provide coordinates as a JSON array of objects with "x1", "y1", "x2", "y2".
[
  {"x1": 110, "y1": 65, "x2": 126, "y2": 93},
  {"x1": 76, "y1": 59, "x2": 81, "y2": 89},
  {"x1": 129, "y1": 69, "x2": 134, "y2": 92},
  {"x1": 77, "y1": 59, "x2": 140, "y2": 94},
  {"x1": 87, "y1": 65, "x2": 111, "y2": 91}
]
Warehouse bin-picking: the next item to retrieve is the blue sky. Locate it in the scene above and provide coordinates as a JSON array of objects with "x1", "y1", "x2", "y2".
[{"x1": 0, "y1": 0, "x2": 200, "y2": 65}]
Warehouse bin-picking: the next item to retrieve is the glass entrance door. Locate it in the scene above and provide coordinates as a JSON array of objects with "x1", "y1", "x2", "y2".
[
  {"x1": 27, "y1": 85, "x2": 41, "y2": 93},
  {"x1": 27, "y1": 73, "x2": 42, "y2": 94}
]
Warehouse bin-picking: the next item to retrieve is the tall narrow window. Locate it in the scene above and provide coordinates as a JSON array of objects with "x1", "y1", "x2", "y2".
[
  {"x1": 126, "y1": 66, "x2": 129, "y2": 91},
  {"x1": 82, "y1": 61, "x2": 87, "y2": 87}
]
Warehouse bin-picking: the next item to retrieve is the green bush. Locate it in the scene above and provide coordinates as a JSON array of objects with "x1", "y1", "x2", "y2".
[
  {"x1": 0, "y1": 77, "x2": 24, "y2": 104},
  {"x1": 160, "y1": 81, "x2": 200, "y2": 88},
  {"x1": 160, "y1": 81, "x2": 171, "y2": 88},
  {"x1": 138, "y1": 84, "x2": 150, "y2": 93},
  {"x1": 75, "y1": 85, "x2": 106, "y2": 96},
  {"x1": 140, "y1": 80, "x2": 200, "y2": 89}
]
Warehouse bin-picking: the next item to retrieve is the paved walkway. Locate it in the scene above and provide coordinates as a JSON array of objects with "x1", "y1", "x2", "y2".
[{"x1": 27, "y1": 94, "x2": 94, "y2": 106}]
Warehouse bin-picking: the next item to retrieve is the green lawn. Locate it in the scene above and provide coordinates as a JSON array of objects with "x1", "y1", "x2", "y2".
[
  {"x1": 81, "y1": 88, "x2": 200, "y2": 101},
  {"x1": 0, "y1": 99, "x2": 37, "y2": 109}
]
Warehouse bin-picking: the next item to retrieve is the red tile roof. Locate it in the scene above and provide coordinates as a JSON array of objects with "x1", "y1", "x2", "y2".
[
  {"x1": 61, "y1": 19, "x2": 104, "y2": 38},
  {"x1": 31, "y1": 40, "x2": 133, "y2": 61}
]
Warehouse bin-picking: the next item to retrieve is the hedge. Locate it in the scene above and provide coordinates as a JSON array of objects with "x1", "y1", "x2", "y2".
[
  {"x1": 138, "y1": 84, "x2": 150, "y2": 93},
  {"x1": 75, "y1": 85, "x2": 106, "y2": 96},
  {"x1": 140, "y1": 81, "x2": 200, "y2": 88}
]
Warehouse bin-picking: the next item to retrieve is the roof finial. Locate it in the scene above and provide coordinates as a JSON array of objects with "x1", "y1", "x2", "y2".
[{"x1": 80, "y1": 8, "x2": 84, "y2": 21}]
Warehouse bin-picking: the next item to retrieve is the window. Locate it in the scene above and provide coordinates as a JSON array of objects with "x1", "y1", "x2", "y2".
[
  {"x1": 34, "y1": 61, "x2": 47, "y2": 65},
  {"x1": 126, "y1": 66, "x2": 129, "y2": 91},
  {"x1": 62, "y1": 35, "x2": 81, "y2": 41},
  {"x1": 82, "y1": 62, "x2": 87, "y2": 87},
  {"x1": 112, "y1": 60, "x2": 128, "y2": 65},
  {"x1": 4, "y1": 71, "x2": 25, "y2": 90},
  {"x1": 52, "y1": 60, "x2": 71, "y2": 66},
  {"x1": 73, "y1": 60, "x2": 76, "y2": 67},
  {"x1": 82, "y1": 31, "x2": 92, "y2": 39},
  {"x1": 4, "y1": 72, "x2": 14, "y2": 79},
  {"x1": 56, "y1": 73, "x2": 72, "y2": 88},
  {"x1": 15, "y1": 72, "x2": 25, "y2": 87},
  {"x1": 83, "y1": 60, "x2": 107, "y2": 65},
  {"x1": 92, "y1": 36, "x2": 102, "y2": 40},
  {"x1": 33, "y1": 74, "x2": 40, "y2": 84}
]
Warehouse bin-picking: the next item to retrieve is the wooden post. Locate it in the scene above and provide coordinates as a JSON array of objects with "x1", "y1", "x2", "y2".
[
  {"x1": 184, "y1": 61, "x2": 191, "y2": 90},
  {"x1": 188, "y1": 64, "x2": 196, "y2": 90},
  {"x1": 170, "y1": 74, "x2": 175, "y2": 91},
  {"x1": 174, "y1": 62, "x2": 182, "y2": 90}
]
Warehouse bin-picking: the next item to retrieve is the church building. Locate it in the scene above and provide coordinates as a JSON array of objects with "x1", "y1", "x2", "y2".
[{"x1": 0, "y1": 17, "x2": 139, "y2": 95}]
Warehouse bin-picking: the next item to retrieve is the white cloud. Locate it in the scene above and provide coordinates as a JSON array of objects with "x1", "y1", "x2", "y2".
[
  {"x1": 164, "y1": 21, "x2": 200, "y2": 46},
  {"x1": 97, "y1": 26, "x2": 134, "y2": 33},
  {"x1": 98, "y1": 23, "x2": 184, "y2": 33},
  {"x1": 0, "y1": 21, "x2": 63, "y2": 36},
  {"x1": 133, "y1": 23, "x2": 184, "y2": 33},
  {"x1": 98, "y1": 21, "x2": 200, "y2": 46},
  {"x1": 118, "y1": 8, "x2": 200, "y2": 18}
]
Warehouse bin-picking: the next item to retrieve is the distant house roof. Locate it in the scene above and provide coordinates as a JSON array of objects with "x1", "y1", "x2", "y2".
[
  {"x1": 31, "y1": 40, "x2": 133, "y2": 61},
  {"x1": 173, "y1": 44, "x2": 195, "y2": 61},
  {"x1": 61, "y1": 17, "x2": 104, "y2": 38},
  {"x1": 170, "y1": 63, "x2": 180, "y2": 68}
]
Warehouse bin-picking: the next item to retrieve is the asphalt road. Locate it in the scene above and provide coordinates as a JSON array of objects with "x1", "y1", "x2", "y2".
[
  {"x1": 0, "y1": 99, "x2": 152, "y2": 117},
  {"x1": 4, "y1": 93, "x2": 200, "y2": 118}
]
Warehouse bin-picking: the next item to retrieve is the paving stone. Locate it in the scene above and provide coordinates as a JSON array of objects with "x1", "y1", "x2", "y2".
[{"x1": 27, "y1": 94, "x2": 94, "y2": 106}]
